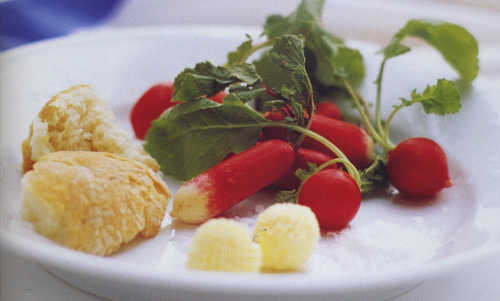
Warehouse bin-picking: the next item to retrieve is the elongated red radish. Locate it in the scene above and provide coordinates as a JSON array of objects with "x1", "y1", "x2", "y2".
[
  {"x1": 316, "y1": 101, "x2": 342, "y2": 120},
  {"x1": 298, "y1": 169, "x2": 361, "y2": 231},
  {"x1": 274, "y1": 148, "x2": 336, "y2": 190},
  {"x1": 302, "y1": 114, "x2": 374, "y2": 169},
  {"x1": 131, "y1": 83, "x2": 226, "y2": 139},
  {"x1": 387, "y1": 137, "x2": 451, "y2": 198},
  {"x1": 171, "y1": 140, "x2": 295, "y2": 224}
]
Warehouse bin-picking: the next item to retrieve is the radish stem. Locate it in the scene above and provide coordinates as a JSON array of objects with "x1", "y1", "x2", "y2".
[
  {"x1": 342, "y1": 79, "x2": 393, "y2": 152},
  {"x1": 270, "y1": 122, "x2": 361, "y2": 187},
  {"x1": 375, "y1": 58, "x2": 387, "y2": 140},
  {"x1": 224, "y1": 40, "x2": 274, "y2": 67}
]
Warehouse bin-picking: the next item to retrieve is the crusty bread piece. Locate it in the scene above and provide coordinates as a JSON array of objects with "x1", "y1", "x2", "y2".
[
  {"x1": 22, "y1": 85, "x2": 159, "y2": 173},
  {"x1": 22, "y1": 151, "x2": 171, "y2": 256}
]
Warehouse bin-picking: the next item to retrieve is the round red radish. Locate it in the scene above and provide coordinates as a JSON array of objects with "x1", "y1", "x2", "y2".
[
  {"x1": 274, "y1": 148, "x2": 336, "y2": 190},
  {"x1": 130, "y1": 83, "x2": 226, "y2": 139},
  {"x1": 131, "y1": 83, "x2": 176, "y2": 139},
  {"x1": 387, "y1": 137, "x2": 452, "y2": 198},
  {"x1": 302, "y1": 114, "x2": 374, "y2": 169},
  {"x1": 316, "y1": 101, "x2": 342, "y2": 120},
  {"x1": 298, "y1": 169, "x2": 361, "y2": 231}
]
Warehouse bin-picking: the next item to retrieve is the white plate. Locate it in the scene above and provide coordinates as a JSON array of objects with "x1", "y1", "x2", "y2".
[{"x1": 1, "y1": 26, "x2": 500, "y2": 301}]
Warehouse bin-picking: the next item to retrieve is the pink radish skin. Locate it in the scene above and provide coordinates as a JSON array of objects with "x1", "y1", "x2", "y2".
[{"x1": 171, "y1": 140, "x2": 295, "y2": 224}]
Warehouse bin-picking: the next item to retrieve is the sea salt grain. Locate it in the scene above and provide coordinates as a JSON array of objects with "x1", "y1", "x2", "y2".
[{"x1": 308, "y1": 219, "x2": 441, "y2": 274}]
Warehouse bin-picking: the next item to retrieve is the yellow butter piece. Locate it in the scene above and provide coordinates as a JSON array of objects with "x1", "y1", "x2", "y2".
[
  {"x1": 187, "y1": 219, "x2": 261, "y2": 272},
  {"x1": 254, "y1": 203, "x2": 320, "y2": 271}
]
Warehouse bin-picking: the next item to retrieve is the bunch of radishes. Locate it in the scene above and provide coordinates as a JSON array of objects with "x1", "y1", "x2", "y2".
[
  {"x1": 129, "y1": 80, "x2": 444, "y2": 232},
  {"x1": 131, "y1": 1, "x2": 478, "y2": 232}
]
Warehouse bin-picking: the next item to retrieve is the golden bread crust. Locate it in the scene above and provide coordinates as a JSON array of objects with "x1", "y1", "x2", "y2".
[
  {"x1": 22, "y1": 85, "x2": 159, "y2": 173},
  {"x1": 22, "y1": 151, "x2": 170, "y2": 256}
]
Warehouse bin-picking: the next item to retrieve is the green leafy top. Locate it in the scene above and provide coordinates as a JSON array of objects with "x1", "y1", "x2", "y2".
[
  {"x1": 145, "y1": 35, "x2": 317, "y2": 180},
  {"x1": 257, "y1": 35, "x2": 310, "y2": 106},
  {"x1": 399, "y1": 79, "x2": 461, "y2": 115},
  {"x1": 382, "y1": 19, "x2": 479, "y2": 81},
  {"x1": 253, "y1": 35, "x2": 314, "y2": 128},
  {"x1": 260, "y1": 0, "x2": 365, "y2": 88},
  {"x1": 145, "y1": 97, "x2": 267, "y2": 180},
  {"x1": 172, "y1": 61, "x2": 260, "y2": 101},
  {"x1": 227, "y1": 34, "x2": 254, "y2": 66},
  {"x1": 366, "y1": 19, "x2": 479, "y2": 151}
]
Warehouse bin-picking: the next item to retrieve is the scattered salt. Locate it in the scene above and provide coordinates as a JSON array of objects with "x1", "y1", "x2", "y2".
[{"x1": 308, "y1": 219, "x2": 441, "y2": 274}]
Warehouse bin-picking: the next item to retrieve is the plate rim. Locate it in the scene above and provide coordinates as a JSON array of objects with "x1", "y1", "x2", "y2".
[{"x1": 1, "y1": 24, "x2": 500, "y2": 295}]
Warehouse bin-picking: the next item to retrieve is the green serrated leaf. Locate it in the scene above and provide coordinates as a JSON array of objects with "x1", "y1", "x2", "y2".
[
  {"x1": 172, "y1": 62, "x2": 261, "y2": 102},
  {"x1": 254, "y1": 35, "x2": 314, "y2": 129},
  {"x1": 172, "y1": 62, "x2": 234, "y2": 102},
  {"x1": 261, "y1": 0, "x2": 365, "y2": 89},
  {"x1": 227, "y1": 63, "x2": 261, "y2": 85},
  {"x1": 312, "y1": 35, "x2": 365, "y2": 86},
  {"x1": 228, "y1": 86, "x2": 268, "y2": 103},
  {"x1": 382, "y1": 19, "x2": 479, "y2": 81},
  {"x1": 396, "y1": 79, "x2": 461, "y2": 115},
  {"x1": 417, "y1": 79, "x2": 461, "y2": 115},
  {"x1": 262, "y1": 15, "x2": 290, "y2": 38},
  {"x1": 256, "y1": 35, "x2": 310, "y2": 106},
  {"x1": 144, "y1": 97, "x2": 267, "y2": 180},
  {"x1": 227, "y1": 36, "x2": 253, "y2": 66}
]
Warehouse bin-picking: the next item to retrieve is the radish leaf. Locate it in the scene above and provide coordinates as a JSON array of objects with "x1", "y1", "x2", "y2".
[
  {"x1": 399, "y1": 79, "x2": 461, "y2": 115},
  {"x1": 172, "y1": 62, "x2": 260, "y2": 102},
  {"x1": 145, "y1": 97, "x2": 266, "y2": 180},
  {"x1": 255, "y1": 35, "x2": 309, "y2": 106},
  {"x1": 227, "y1": 34, "x2": 253, "y2": 66},
  {"x1": 381, "y1": 19, "x2": 479, "y2": 81},
  {"x1": 254, "y1": 35, "x2": 313, "y2": 127},
  {"x1": 260, "y1": 0, "x2": 365, "y2": 88}
]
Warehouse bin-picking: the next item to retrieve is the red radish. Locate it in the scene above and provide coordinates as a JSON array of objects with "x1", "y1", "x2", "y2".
[
  {"x1": 387, "y1": 137, "x2": 452, "y2": 198},
  {"x1": 302, "y1": 114, "x2": 375, "y2": 169},
  {"x1": 262, "y1": 111, "x2": 289, "y2": 140},
  {"x1": 210, "y1": 90, "x2": 227, "y2": 103},
  {"x1": 298, "y1": 169, "x2": 361, "y2": 230},
  {"x1": 274, "y1": 148, "x2": 337, "y2": 190},
  {"x1": 171, "y1": 140, "x2": 295, "y2": 224},
  {"x1": 131, "y1": 83, "x2": 176, "y2": 139},
  {"x1": 316, "y1": 101, "x2": 342, "y2": 120},
  {"x1": 130, "y1": 83, "x2": 226, "y2": 139},
  {"x1": 261, "y1": 109, "x2": 310, "y2": 141}
]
